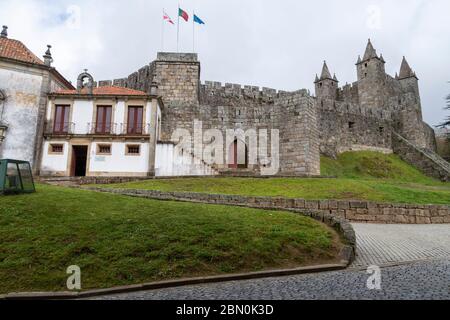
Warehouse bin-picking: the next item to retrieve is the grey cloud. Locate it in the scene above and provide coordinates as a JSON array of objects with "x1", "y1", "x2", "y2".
[{"x1": 0, "y1": 0, "x2": 448, "y2": 126}]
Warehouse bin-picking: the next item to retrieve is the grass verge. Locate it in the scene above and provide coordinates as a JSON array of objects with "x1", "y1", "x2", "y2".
[
  {"x1": 101, "y1": 152, "x2": 450, "y2": 205},
  {"x1": 0, "y1": 184, "x2": 341, "y2": 294}
]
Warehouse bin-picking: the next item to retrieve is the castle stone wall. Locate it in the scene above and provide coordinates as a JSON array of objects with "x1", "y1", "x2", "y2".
[
  {"x1": 317, "y1": 98, "x2": 393, "y2": 157},
  {"x1": 98, "y1": 44, "x2": 442, "y2": 178}
]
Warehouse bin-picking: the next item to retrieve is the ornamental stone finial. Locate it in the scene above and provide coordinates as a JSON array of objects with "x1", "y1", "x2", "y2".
[
  {"x1": 43, "y1": 45, "x2": 53, "y2": 66},
  {"x1": 1, "y1": 25, "x2": 8, "y2": 38}
]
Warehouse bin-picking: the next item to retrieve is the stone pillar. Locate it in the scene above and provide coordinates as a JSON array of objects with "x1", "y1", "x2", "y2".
[
  {"x1": 32, "y1": 71, "x2": 51, "y2": 175},
  {"x1": 147, "y1": 97, "x2": 159, "y2": 176},
  {"x1": 0, "y1": 92, "x2": 6, "y2": 158}
]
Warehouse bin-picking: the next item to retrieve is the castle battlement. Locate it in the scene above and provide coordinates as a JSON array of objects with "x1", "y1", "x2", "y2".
[
  {"x1": 201, "y1": 81, "x2": 309, "y2": 103},
  {"x1": 318, "y1": 98, "x2": 393, "y2": 121},
  {"x1": 91, "y1": 41, "x2": 435, "y2": 167}
]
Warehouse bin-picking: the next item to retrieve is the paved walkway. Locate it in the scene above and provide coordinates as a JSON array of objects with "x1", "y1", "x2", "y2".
[
  {"x1": 352, "y1": 223, "x2": 450, "y2": 267},
  {"x1": 91, "y1": 223, "x2": 450, "y2": 300},
  {"x1": 92, "y1": 259, "x2": 450, "y2": 300}
]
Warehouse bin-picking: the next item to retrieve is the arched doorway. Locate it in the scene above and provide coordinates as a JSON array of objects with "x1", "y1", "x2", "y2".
[{"x1": 228, "y1": 139, "x2": 248, "y2": 169}]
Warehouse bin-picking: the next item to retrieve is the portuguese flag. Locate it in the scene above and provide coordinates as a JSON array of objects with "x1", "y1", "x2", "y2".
[{"x1": 179, "y1": 8, "x2": 189, "y2": 22}]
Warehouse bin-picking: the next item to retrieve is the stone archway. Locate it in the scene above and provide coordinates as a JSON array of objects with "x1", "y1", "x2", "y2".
[
  {"x1": 228, "y1": 139, "x2": 248, "y2": 169},
  {"x1": 76, "y1": 70, "x2": 94, "y2": 93}
]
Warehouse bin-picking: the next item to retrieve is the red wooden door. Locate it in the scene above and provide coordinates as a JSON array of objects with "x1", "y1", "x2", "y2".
[
  {"x1": 228, "y1": 140, "x2": 238, "y2": 169},
  {"x1": 96, "y1": 106, "x2": 112, "y2": 134},
  {"x1": 127, "y1": 107, "x2": 143, "y2": 134},
  {"x1": 54, "y1": 105, "x2": 70, "y2": 133}
]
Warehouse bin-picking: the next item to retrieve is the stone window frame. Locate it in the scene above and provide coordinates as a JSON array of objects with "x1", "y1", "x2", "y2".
[
  {"x1": 91, "y1": 99, "x2": 117, "y2": 135},
  {"x1": 124, "y1": 100, "x2": 149, "y2": 135},
  {"x1": 49, "y1": 143, "x2": 64, "y2": 155},
  {"x1": 97, "y1": 143, "x2": 112, "y2": 155},
  {"x1": 50, "y1": 98, "x2": 74, "y2": 133},
  {"x1": 348, "y1": 121, "x2": 356, "y2": 131},
  {"x1": 125, "y1": 144, "x2": 141, "y2": 156}
]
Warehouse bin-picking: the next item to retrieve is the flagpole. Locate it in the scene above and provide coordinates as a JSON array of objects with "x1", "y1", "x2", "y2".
[
  {"x1": 161, "y1": 8, "x2": 164, "y2": 51},
  {"x1": 177, "y1": 4, "x2": 180, "y2": 53},
  {"x1": 192, "y1": 11, "x2": 195, "y2": 53}
]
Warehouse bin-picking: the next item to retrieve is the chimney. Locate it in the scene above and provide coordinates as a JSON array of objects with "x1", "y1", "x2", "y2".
[
  {"x1": 43, "y1": 45, "x2": 53, "y2": 67},
  {"x1": 1, "y1": 26, "x2": 8, "y2": 38}
]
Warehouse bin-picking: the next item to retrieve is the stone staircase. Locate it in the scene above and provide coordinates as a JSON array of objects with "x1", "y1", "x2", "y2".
[
  {"x1": 392, "y1": 132, "x2": 450, "y2": 181},
  {"x1": 420, "y1": 147, "x2": 450, "y2": 172}
]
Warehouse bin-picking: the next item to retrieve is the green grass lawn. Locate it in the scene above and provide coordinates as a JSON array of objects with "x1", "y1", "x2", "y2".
[
  {"x1": 103, "y1": 152, "x2": 450, "y2": 205},
  {"x1": 0, "y1": 184, "x2": 341, "y2": 294}
]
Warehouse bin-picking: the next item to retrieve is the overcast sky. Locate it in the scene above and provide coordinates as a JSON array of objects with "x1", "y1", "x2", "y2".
[{"x1": 1, "y1": 0, "x2": 449, "y2": 126}]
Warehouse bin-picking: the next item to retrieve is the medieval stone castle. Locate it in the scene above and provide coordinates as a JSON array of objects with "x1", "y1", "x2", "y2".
[
  {"x1": 1, "y1": 26, "x2": 449, "y2": 180},
  {"x1": 95, "y1": 39, "x2": 447, "y2": 179}
]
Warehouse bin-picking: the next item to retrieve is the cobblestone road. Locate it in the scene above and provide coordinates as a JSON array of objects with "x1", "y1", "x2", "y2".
[
  {"x1": 91, "y1": 224, "x2": 450, "y2": 300},
  {"x1": 352, "y1": 223, "x2": 450, "y2": 267}
]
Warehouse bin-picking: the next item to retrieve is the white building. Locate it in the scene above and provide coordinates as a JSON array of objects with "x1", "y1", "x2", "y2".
[
  {"x1": 0, "y1": 26, "x2": 215, "y2": 178},
  {"x1": 40, "y1": 71, "x2": 216, "y2": 177},
  {"x1": 40, "y1": 71, "x2": 163, "y2": 177},
  {"x1": 0, "y1": 26, "x2": 74, "y2": 169}
]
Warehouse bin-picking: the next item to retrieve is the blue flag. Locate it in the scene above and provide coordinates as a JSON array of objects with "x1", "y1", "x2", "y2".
[{"x1": 194, "y1": 14, "x2": 205, "y2": 25}]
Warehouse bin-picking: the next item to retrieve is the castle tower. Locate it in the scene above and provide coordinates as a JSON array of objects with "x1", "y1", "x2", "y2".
[
  {"x1": 152, "y1": 52, "x2": 201, "y2": 140},
  {"x1": 395, "y1": 56, "x2": 426, "y2": 147},
  {"x1": 314, "y1": 61, "x2": 338, "y2": 100},
  {"x1": 356, "y1": 39, "x2": 387, "y2": 108},
  {"x1": 398, "y1": 56, "x2": 419, "y2": 97},
  {"x1": 356, "y1": 39, "x2": 386, "y2": 81}
]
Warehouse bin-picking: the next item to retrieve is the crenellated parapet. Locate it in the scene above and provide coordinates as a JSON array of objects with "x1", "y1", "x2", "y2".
[
  {"x1": 200, "y1": 81, "x2": 310, "y2": 106},
  {"x1": 336, "y1": 82, "x2": 359, "y2": 103},
  {"x1": 317, "y1": 98, "x2": 393, "y2": 122}
]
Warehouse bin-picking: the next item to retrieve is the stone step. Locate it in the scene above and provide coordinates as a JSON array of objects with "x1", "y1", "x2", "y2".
[{"x1": 392, "y1": 132, "x2": 450, "y2": 181}]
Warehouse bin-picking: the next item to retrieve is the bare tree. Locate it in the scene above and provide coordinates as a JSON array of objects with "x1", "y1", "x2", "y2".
[{"x1": 439, "y1": 87, "x2": 450, "y2": 127}]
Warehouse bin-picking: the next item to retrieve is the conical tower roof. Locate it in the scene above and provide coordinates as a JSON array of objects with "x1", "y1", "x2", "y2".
[
  {"x1": 320, "y1": 61, "x2": 332, "y2": 80},
  {"x1": 362, "y1": 39, "x2": 378, "y2": 61},
  {"x1": 399, "y1": 56, "x2": 416, "y2": 79},
  {"x1": 356, "y1": 55, "x2": 362, "y2": 64}
]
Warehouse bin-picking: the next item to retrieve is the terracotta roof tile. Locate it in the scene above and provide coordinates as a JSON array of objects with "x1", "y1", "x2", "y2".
[
  {"x1": 0, "y1": 37, "x2": 45, "y2": 65},
  {"x1": 53, "y1": 86, "x2": 149, "y2": 96}
]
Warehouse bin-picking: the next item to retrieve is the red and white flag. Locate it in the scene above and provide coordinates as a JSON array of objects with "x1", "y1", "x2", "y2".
[{"x1": 163, "y1": 11, "x2": 175, "y2": 25}]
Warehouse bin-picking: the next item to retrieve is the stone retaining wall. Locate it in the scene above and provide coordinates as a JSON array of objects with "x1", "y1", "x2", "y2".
[
  {"x1": 85, "y1": 188, "x2": 450, "y2": 224},
  {"x1": 82, "y1": 187, "x2": 357, "y2": 263},
  {"x1": 37, "y1": 176, "x2": 152, "y2": 185}
]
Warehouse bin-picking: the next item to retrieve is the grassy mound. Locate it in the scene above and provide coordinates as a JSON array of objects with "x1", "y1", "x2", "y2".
[
  {"x1": 321, "y1": 151, "x2": 436, "y2": 183},
  {"x1": 0, "y1": 184, "x2": 341, "y2": 294},
  {"x1": 103, "y1": 152, "x2": 450, "y2": 205}
]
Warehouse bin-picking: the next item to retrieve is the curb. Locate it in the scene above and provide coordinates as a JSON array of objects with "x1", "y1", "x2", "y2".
[
  {"x1": 0, "y1": 188, "x2": 355, "y2": 300},
  {"x1": 0, "y1": 258, "x2": 350, "y2": 300}
]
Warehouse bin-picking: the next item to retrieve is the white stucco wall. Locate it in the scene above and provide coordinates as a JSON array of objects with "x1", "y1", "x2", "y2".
[
  {"x1": 40, "y1": 141, "x2": 69, "y2": 173},
  {"x1": 115, "y1": 101, "x2": 125, "y2": 131},
  {"x1": 0, "y1": 66, "x2": 43, "y2": 164},
  {"x1": 89, "y1": 142, "x2": 150, "y2": 175},
  {"x1": 72, "y1": 100, "x2": 93, "y2": 134},
  {"x1": 155, "y1": 143, "x2": 216, "y2": 177},
  {"x1": 40, "y1": 97, "x2": 163, "y2": 177}
]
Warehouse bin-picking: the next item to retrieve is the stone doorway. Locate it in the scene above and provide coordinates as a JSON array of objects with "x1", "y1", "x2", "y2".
[
  {"x1": 71, "y1": 146, "x2": 88, "y2": 177},
  {"x1": 228, "y1": 139, "x2": 248, "y2": 169}
]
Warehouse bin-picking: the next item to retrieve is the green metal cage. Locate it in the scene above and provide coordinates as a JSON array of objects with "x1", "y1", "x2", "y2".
[{"x1": 0, "y1": 159, "x2": 36, "y2": 195}]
